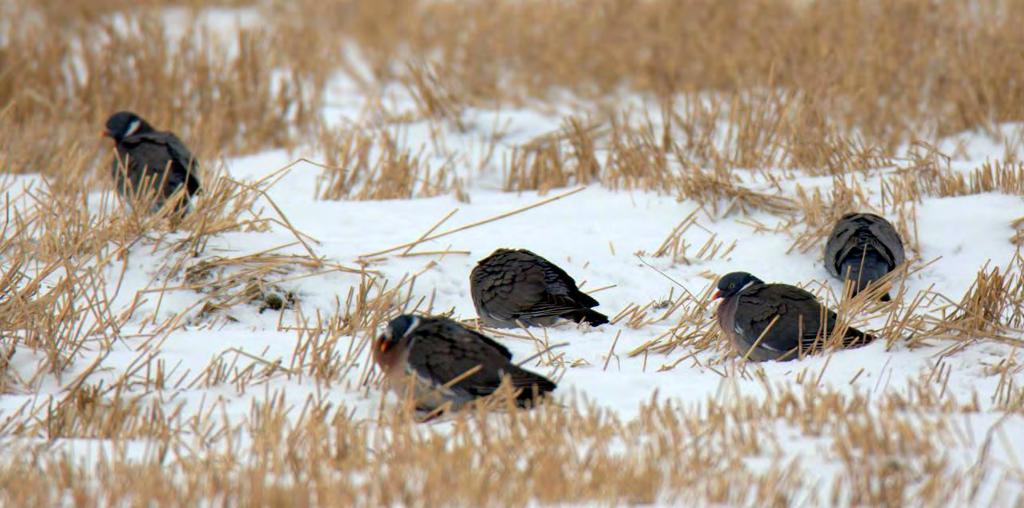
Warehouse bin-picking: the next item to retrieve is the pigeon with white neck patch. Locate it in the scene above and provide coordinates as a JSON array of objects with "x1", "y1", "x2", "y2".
[
  {"x1": 373, "y1": 314, "x2": 556, "y2": 414},
  {"x1": 713, "y1": 271, "x2": 876, "y2": 362},
  {"x1": 103, "y1": 111, "x2": 201, "y2": 214}
]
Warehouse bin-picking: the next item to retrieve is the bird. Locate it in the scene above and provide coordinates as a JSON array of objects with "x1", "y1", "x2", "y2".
[
  {"x1": 102, "y1": 111, "x2": 201, "y2": 214},
  {"x1": 713, "y1": 271, "x2": 875, "y2": 362},
  {"x1": 470, "y1": 248, "x2": 609, "y2": 328},
  {"x1": 824, "y1": 213, "x2": 905, "y2": 301},
  {"x1": 372, "y1": 314, "x2": 557, "y2": 413}
]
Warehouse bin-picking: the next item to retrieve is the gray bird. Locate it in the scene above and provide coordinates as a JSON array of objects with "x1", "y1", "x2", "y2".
[
  {"x1": 103, "y1": 111, "x2": 201, "y2": 214},
  {"x1": 470, "y1": 248, "x2": 609, "y2": 328},
  {"x1": 372, "y1": 314, "x2": 556, "y2": 413},
  {"x1": 824, "y1": 213, "x2": 905, "y2": 301},
  {"x1": 714, "y1": 272, "x2": 875, "y2": 362}
]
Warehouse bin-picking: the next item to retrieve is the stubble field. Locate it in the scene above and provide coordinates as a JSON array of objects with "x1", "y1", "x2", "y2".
[{"x1": 2, "y1": 0, "x2": 1024, "y2": 505}]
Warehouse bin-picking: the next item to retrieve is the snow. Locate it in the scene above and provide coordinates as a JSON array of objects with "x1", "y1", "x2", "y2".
[
  {"x1": 4, "y1": 103, "x2": 1024, "y2": 500},
  {"x1": 8, "y1": 108, "x2": 1024, "y2": 493}
]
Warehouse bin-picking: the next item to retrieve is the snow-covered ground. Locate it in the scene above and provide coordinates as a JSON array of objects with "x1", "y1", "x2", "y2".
[{"x1": 6, "y1": 98, "x2": 1024, "y2": 499}]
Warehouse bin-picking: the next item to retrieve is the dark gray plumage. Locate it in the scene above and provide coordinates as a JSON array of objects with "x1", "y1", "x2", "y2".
[
  {"x1": 103, "y1": 111, "x2": 201, "y2": 214},
  {"x1": 373, "y1": 315, "x2": 556, "y2": 413},
  {"x1": 714, "y1": 272, "x2": 875, "y2": 362},
  {"x1": 470, "y1": 248, "x2": 608, "y2": 328},
  {"x1": 824, "y1": 213, "x2": 905, "y2": 301}
]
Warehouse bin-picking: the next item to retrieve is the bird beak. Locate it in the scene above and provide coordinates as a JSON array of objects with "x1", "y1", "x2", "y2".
[
  {"x1": 378, "y1": 340, "x2": 392, "y2": 353},
  {"x1": 100, "y1": 129, "x2": 112, "y2": 138},
  {"x1": 712, "y1": 290, "x2": 723, "y2": 300}
]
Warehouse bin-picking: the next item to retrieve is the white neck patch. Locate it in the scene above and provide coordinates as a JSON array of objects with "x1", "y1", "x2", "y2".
[
  {"x1": 124, "y1": 119, "x2": 141, "y2": 137},
  {"x1": 738, "y1": 279, "x2": 758, "y2": 294},
  {"x1": 402, "y1": 316, "x2": 421, "y2": 338}
]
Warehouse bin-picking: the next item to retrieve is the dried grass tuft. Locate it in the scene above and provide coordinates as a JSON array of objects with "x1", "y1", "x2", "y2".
[{"x1": 315, "y1": 129, "x2": 454, "y2": 201}]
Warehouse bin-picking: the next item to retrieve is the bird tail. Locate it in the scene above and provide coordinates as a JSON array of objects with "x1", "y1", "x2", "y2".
[
  {"x1": 840, "y1": 250, "x2": 890, "y2": 299},
  {"x1": 841, "y1": 325, "x2": 876, "y2": 348},
  {"x1": 562, "y1": 308, "x2": 609, "y2": 327},
  {"x1": 505, "y1": 367, "x2": 557, "y2": 407}
]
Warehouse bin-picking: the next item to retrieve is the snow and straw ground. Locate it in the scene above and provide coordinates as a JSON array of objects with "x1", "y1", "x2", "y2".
[{"x1": 3, "y1": 1, "x2": 1024, "y2": 505}]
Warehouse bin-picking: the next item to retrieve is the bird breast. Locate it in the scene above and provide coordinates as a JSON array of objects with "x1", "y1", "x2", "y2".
[
  {"x1": 373, "y1": 339, "x2": 406, "y2": 378},
  {"x1": 716, "y1": 296, "x2": 740, "y2": 342}
]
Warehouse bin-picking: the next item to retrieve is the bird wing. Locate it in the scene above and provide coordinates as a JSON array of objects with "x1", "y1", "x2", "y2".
[
  {"x1": 405, "y1": 320, "x2": 514, "y2": 398},
  {"x1": 473, "y1": 254, "x2": 563, "y2": 318},
  {"x1": 827, "y1": 214, "x2": 905, "y2": 272},
  {"x1": 734, "y1": 284, "x2": 826, "y2": 352},
  {"x1": 867, "y1": 217, "x2": 905, "y2": 266},
  {"x1": 135, "y1": 132, "x2": 201, "y2": 195},
  {"x1": 458, "y1": 324, "x2": 513, "y2": 360},
  {"x1": 471, "y1": 258, "x2": 542, "y2": 320},
  {"x1": 503, "y1": 250, "x2": 599, "y2": 316},
  {"x1": 538, "y1": 257, "x2": 600, "y2": 307},
  {"x1": 824, "y1": 217, "x2": 857, "y2": 276}
]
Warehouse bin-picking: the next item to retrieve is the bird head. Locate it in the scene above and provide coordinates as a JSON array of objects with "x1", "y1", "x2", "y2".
[
  {"x1": 102, "y1": 111, "x2": 153, "y2": 141},
  {"x1": 377, "y1": 314, "x2": 421, "y2": 354},
  {"x1": 713, "y1": 271, "x2": 764, "y2": 300}
]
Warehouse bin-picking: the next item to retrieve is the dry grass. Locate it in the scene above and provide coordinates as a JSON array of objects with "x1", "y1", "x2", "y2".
[
  {"x1": 646, "y1": 209, "x2": 736, "y2": 266},
  {"x1": 270, "y1": 0, "x2": 1024, "y2": 144},
  {"x1": 3, "y1": 0, "x2": 1024, "y2": 505},
  {"x1": 502, "y1": 116, "x2": 604, "y2": 193},
  {"x1": 928, "y1": 253, "x2": 1024, "y2": 350},
  {"x1": 1, "y1": 0, "x2": 319, "y2": 179},
  {"x1": 314, "y1": 128, "x2": 455, "y2": 201},
  {"x1": 0, "y1": 380, "x2": 1008, "y2": 506}
]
